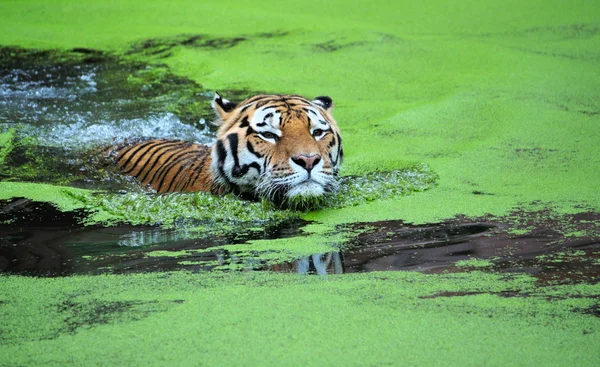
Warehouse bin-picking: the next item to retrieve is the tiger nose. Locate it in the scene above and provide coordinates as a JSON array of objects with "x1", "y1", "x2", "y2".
[{"x1": 291, "y1": 154, "x2": 321, "y2": 172}]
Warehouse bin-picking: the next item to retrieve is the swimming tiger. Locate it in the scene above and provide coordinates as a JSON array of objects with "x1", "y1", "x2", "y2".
[{"x1": 113, "y1": 93, "x2": 343, "y2": 207}]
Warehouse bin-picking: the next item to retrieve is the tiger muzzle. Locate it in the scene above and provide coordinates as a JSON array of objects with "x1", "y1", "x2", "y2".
[{"x1": 291, "y1": 154, "x2": 321, "y2": 173}]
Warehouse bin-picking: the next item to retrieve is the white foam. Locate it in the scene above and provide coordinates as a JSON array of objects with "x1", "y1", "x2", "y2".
[{"x1": 10, "y1": 113, "x2": 215, "y2": 150}]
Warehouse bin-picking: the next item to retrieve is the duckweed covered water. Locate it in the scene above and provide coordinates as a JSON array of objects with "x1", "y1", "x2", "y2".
[
  {"x1": 0, "y1": 270, "x2": 598, "y2": 366},
  {"x1": 1, "y1": 1, "x2": 600, "y2": 365}
]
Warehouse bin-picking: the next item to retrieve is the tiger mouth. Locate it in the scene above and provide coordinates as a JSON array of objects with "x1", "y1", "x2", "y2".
[
  {"x1": 257, "y1": 177, "x2": 339, "y2": 209},
  {"x1": 285, "y1": 180, "x2": 325, "y2": 198}
]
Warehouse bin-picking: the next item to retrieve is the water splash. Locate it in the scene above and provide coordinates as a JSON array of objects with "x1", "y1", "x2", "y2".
[
  {"x1": 13, "y1": 113, "x2": 213, "y2": 150},
  {"x1": 0, "y1": 48, "x2": 218, "y2": 189},
  {"x1": 0, "y1": 62, "x2": 214, "y2": 150}
]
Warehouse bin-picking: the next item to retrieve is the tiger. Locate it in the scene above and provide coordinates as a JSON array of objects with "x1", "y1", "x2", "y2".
[{"x1": 113, "y1": 93, "x2": 343, "y2": 207}]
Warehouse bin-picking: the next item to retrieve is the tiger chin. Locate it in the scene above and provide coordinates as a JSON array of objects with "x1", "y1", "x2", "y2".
[{"x1": 113, "y1": 93, "x2": 343, "y2": 209}]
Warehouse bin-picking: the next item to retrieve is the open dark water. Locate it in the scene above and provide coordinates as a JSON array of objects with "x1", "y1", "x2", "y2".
[{"x1": 1, "y1": 199, "x2": 598, "y2": 282}]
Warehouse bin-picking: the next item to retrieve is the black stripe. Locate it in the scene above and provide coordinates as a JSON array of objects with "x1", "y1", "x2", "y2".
[
  {"x1": 175, "y1": 148, "x2": 207, "y2": 191},
  {"x1": 137, "y1": 142, "x2": 186, "y2": 182},
  {"x1": 287, "y1": 95, "x2": 312, "y2": 103},
  {"x1": 256, "y1": 99, "x2": 273, "y2": 108},
  {"x1": 155, "y1": 151, "x2": 195, "y2": 192},
  {"x1": 227, "y1": 133, "x2": 262, "y2": 179},
  {"x1": 227, "y1": 134, "x2": 240, "y2": 167},
  {"x1": 126, "y1": 140, "x2": 179, "y2": 175},
  {"x1": 327, "y1": 134, "x2": 337, "y2": 149},
  {"x1": 181, "y1": 149, "x2": 208, "y2": 189},
  {"x1": 146, "y1": 145, "x2": 191, "y2": 185},
  {"x1": 239, "y1": 116, "x2": 250, "y2": 128},
  {"x1": 186, "y1": 150, "x2": 210, "y2": 189},
  {"x1": 227, "y1": 134, "x2": 246, "y2": 177},
  {"x1": 117, "y1": 140, "x2": 158, "y2": 168},
  {"x1": 231, "y1": 161, "x2": 261, "y2": 178},
  {"x1": 166, "y1": 160, "x2": 193, "y2": 192},
  {"x1": 248, "y1": 162, "x2": 261, "y2": 172},
  {"x1": 256, "y1": 122, "x2": 267, "y2": 127},
  {"x1": 333, "y1": 133, "x2": 342, "y2": 165},
  {"x1": 215, "y1": 140, "x2": 232, "y2": 185},
  {"x1": 239, "y1": 104, "x2": 252, "y2": 113},
  {"x1": 246, "y1": 140, "x2": 263, "y2": 158},
  {"x1": 115, "y1": 140, "x2": 148, "y2": 161},
  {"x1": 244, "y1": 95, "x2": 269, "y2": 104}
]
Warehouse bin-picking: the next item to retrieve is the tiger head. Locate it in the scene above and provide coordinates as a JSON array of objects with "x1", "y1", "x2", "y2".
[{"x1": 210, "y1": 93, "x2": 343, "y2": 207}]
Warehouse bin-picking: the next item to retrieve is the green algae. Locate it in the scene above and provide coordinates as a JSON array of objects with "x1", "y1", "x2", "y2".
[
  {"x1": 0, "y1": 129, "x2": 14, "y2": 166},
  {"x1": 204, "y1": 233, "x2": 347, "y2": 270},
  {"x1": 1, "y1": 1, "x2": 600, "y2": 365},
  {"x1": 0, "y1": 164, "x2": 436, "y2": 229},
  {"x1": 536, "y1": 250, "x2": 588, "y2": 263},
  {"x1": 0, "y1": 271, "x2": 598, "y2": 365},
  {"x1": 146, "y1": 249, "x2": 205, "y2": 258},
  {"x1": 0, "y1": 182, "x2": 92, "y2": 213},
  {"x1": 456, "y1": 259, "x2": 494, "y2": 268}
]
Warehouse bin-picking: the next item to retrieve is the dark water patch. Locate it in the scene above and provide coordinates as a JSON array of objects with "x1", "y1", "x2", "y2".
[
  {"x1": 0, "y1": 199, "x2": 310, "y2": 276},
  {"x1": 341, "y1": 212, "x2": 600, "y2": 284},
  {"x1": 505, "y1": 45, "x2": 599, "y2": 62},
  {"x1": 127, "y1": 34, "x2": 248, "y2": 57},
  {"x1": 557, "y1": 103, "x2": 600, "y2": 116},
  {"x1": 462, "y1": 23, "x2": 600, "y2": 40},
  {"x1": 313, "y1": 40, "x2": 367, "y2": 52},
  {"x1": 3, "y1": 207, "x2": 598, "y2": 280},
  {"x1": 256, "y1": 30, "x2": 291, "y2": 38},
  {"x1": 312, "y1": 33, "x2": 399, "y2": 52},
  {"x1": 56, "y1": 299, "x2": 182, "y2": 336},
  {"x1": 576, "y1": 305, "x2": 600, "y2": 318},
  {"x1": 0, "y1": 298, "x2": 184, "y2": 344},
  {"x1": 0, "y1": 198, "x2": 87, "y2": 227},
  {"x1": 0, "y1": 46, "x2": 215, "y2": 128},
  {"x1": 339, "y1": 221, "x2": 496, "y2": 273},
  {"x1": 508, "y1": 23, "x2": 600, "y2": 40},
  {"x1": 419, "y1": 291, "x2": 488, "y2": 299},
  {"x1": 126, "y1": 31, "x2": 291, "y2": 57}
]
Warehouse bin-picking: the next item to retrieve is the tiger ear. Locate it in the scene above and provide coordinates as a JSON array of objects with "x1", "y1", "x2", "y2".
[
  {"x1": 211, "y1": 92, "x2": 237, "y2": 121},
  {"x1": 312, "y1": 96, "x2": 333, "y2": 112}
]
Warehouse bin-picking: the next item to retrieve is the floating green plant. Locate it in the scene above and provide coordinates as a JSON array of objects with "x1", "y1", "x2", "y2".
[
  {"x1": 0, "y1": 128, "x2": 14, "y2": 165},
  {"x1": 0, "y1": 164, "x2": 437, "y2": 229}
]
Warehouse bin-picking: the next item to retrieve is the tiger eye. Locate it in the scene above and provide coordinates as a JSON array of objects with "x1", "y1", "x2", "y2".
[
  {"x1": 259, "y1": 131, "x2": 279, "y2": 141},
  {"x1": 312, "y1": 129, "x2": 325, "y2": 138}
]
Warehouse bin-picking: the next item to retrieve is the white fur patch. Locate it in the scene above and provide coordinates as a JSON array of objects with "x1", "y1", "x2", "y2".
[{"x1": 286, "y1": 181, "x2": 325, "y2": 198}]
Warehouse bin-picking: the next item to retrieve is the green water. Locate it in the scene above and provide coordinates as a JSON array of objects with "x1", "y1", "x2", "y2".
[{"x1": 1, "y1": 0, "x2": 599, "y2": 365}]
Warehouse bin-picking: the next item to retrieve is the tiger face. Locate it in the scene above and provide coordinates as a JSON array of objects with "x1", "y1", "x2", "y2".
[{"x1": 211, "y1": 93, "x2": 343, "y2": 206}]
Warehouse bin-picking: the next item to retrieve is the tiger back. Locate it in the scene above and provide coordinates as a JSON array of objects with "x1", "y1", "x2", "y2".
[{"x1": 114, "y1": 139, "x2": 215, "y2": 193}]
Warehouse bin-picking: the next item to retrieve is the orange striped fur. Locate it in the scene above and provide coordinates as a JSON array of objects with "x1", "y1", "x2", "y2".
[{"x1": 115, "y1": 139, "x2": 215, "y2": 194}]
